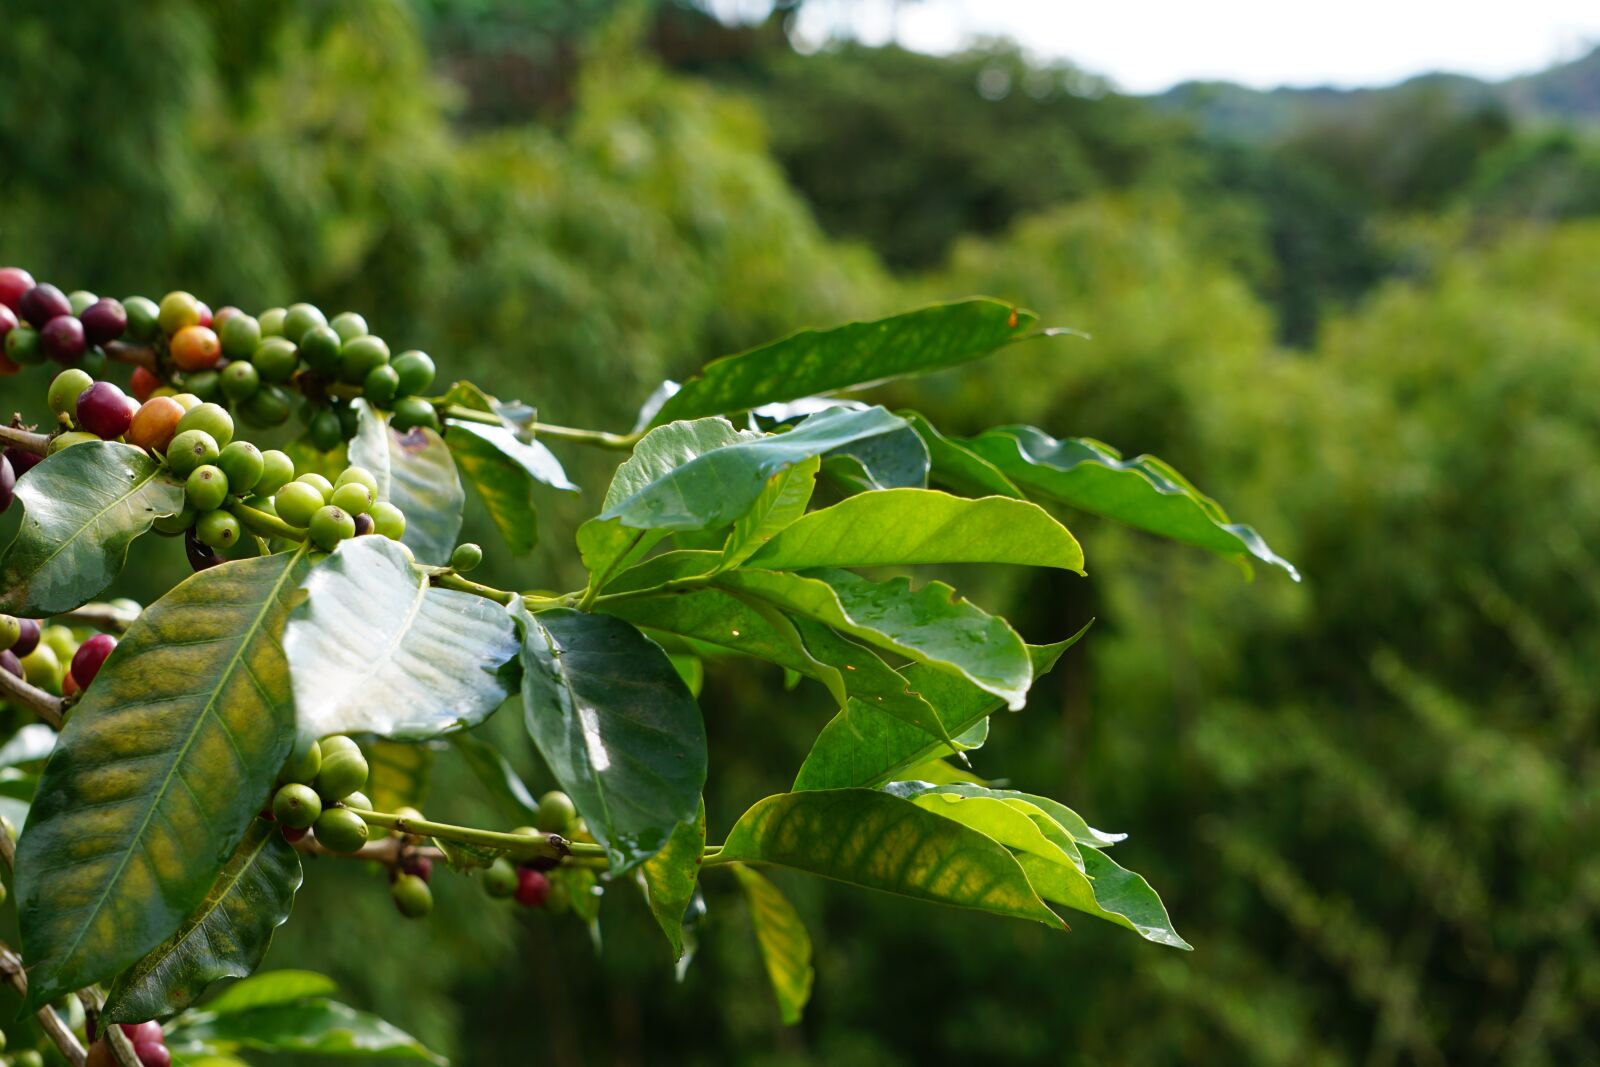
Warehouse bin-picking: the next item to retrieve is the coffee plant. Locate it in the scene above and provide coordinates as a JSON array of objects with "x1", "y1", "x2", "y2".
[{"x1": 0, "y1": 266, "x2": 1294, "y2": 1064}]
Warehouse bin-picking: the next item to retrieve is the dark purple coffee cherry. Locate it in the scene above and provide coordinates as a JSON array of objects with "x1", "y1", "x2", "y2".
[
  {"x1": 352, "y1": 512, "x2": 374, "y2": 536},
  {"x1": 70, "y1": 633, "x2": 117, "y2": 688},
  {"x1": 11, "y1": 618, "x2": 40, "y2": 658},
  {"x1": 77, "y1": 381, "x2": 134, "y2": 439},
  {"x1": 6, "y1": 446, "x2": 41, "y2": 478},
  {"x1": 18, "y1": 283, "x2": 71, "y2": 327},
  {"x1": 399, "y1": 853, "x2": 433, "y2": 882},
  {"x1": 80, "y1": 298, "x2": 128, "y2": 346},
  {"x1": 0, "y1": 454, "x2": 13, "y2": 515},
  {"x1": 185, "y1": 529, "x2": 223, "y2": 572},
  {"x1": 515, "y1": 867, "x2": 551, "y2": 908},
  {"x1": 40, "y1": 315, "x2": 86, "y2": 363},
  {"x1": 0, "y1": 651, "x2": 21, "y2": 680}
]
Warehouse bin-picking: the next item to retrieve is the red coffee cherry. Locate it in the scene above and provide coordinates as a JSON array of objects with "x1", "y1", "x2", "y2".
[
  {"x1": 514, "y1": 867, "x2": 551, "y2": 908},
  {"x1": 71, "y1": 633, "x2": 117, "y2": 688}
]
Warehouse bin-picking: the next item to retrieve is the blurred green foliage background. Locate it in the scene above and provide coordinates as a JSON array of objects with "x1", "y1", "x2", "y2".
[{"x1": 2, "y1": 1, "x2": 1598, "y2": 1063}]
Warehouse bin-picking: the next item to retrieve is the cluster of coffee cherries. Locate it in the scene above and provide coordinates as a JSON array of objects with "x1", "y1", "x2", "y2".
[
  {"x1": 271, "y1": 734, "x2": 374, "y2": 853},
  {"x1": 479, "y1": 790, "x2": 585, "y2": 912},
  {"x1": 86, "y1": 1021, "x2": 169, "y2": 1067},
  {"x1": 0, "y1": 268, "x2": 441, "y2": 451},
  {"x1": 0, "y1": 613, "x2": 120, "y2": 698}
]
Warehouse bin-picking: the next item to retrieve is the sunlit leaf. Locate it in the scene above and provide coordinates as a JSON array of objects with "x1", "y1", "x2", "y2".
[
  {"x1": 349, "y1": 401, "x2": 464, "y2": 565},
  {"x1": 445, "y1": 419, "x2": 577, "y2": 555},
  {"x1": 719, "y1": 456, "x2": 819, "y2": 570},
  {"x1": 204, "y1": 970, "x2": 340, "y2": 1014},
  {"x1": 165, "y1": 998, "x2": 445, "y2": 1064},
  {"x1": 731, "y1": 864, "x2": 814, "y2": 1025},
  {"x1": 641, "y1": 800, "x2": 706, "y2": 960}
]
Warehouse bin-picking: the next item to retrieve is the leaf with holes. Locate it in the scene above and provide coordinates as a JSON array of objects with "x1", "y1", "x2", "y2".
[
  {"x1": 15, "y1": 548, "x2": 311, "y2": 1008},
  {"x1": 284, "y1": 537, "x2": 519, "y2": 740},
  {"x1": 0, "y1": 442, "x2": 185, "y2": 616},
  {"x1": 103, "y1": 819, "x2": 303, "y2": 1022}
]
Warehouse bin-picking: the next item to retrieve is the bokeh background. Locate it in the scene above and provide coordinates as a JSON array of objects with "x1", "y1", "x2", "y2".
[{"x1": 3, "y1": 2, "x2": 1599, "y2": 1064}]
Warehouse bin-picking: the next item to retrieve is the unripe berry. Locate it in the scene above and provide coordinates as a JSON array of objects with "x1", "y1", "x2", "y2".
[
  {"x1": 220, "y1": 361, "x2": 260, "y2": 402},
  {"x1": 336, "y1": 466, "x2": 379, "y2": 494},
  {"x1": 44, "y1": 624, "x2": 76, "y2": 661},
  {"x1": 185, "y1": 465, "x2": 229, "y2": 512},
  {"x1": 282, "y1": 303, "x2": 327, "y2": 344},
  {"x1": 175, "y1": 402, "x2": 233, "y2": 448},
  {"x1": 21, "y1": 643, "x2": 60, "y2": 688},
  {"x1": 6, "y1": 323, "x2": 42, "y2": 365},
  {"x1": 296, "y1": 472, "x2": 335, "y2": 499},
  {"x1": 239, "y1": 385, "x2": 292, "y2": 428},
  {"x1": 159, "y1": 506, "x2": 197, "y2": 539},
  {"x1": 484, "y1": 857, "x2": 518, "y2": 898},
  {"x1": 272, "y1": 481, "x2": 324, "y2": 528},
  {"x1": 298, "y1": 325, "x2": 342, "y2": 374},
  {"x1": 313, "y1": 807, "x2": 369, "y2": 853},
  {"x1": 217, "y1": 441, "x2": 264, "y2": 495},
  {"x1": 515, "y1": 867, "x2": 551, "y2": 908},
  {"x1": 329, "y1": 311, "x2": 368, "y2": 342},
  {"x1": 391, "y1": 396, "x2": 440, "y2": 433},
  {"x1": 41, "y1": 314, "x2": 87, "y2": 363},
  {"x1": 66, "y1": 290, "x2": 95, "y2": 314},
  {"x1": 127, "y1": 397, "x2": 185, "y2": 453},
  {"x1": 391, "y1": 873, "x2": 433, "y2": 918},
  {"x1": 362, "y1": 364, "x2": 400, "y2": 408},
  {"x1": 19, "y1": 283, "x2": 71, "y2": 327},
  {"x1": 170, "y1": 392, "x2": 202, "y2": 412},
  {"x1": 329, "y1": 482, "x2": 373, "y2": 516},
  {"x1": 535, "y1": 790, "x2": 576, "y2": 835},
  {"x1": 0, "y1": 615, "x2": 20, "y2": 653},
  {"x1": 391, "y1": 350, "x2": 436, "y2": 397},
  {"x1": 80, "y1": 298, "x2": 127, "y2": 346},
  {"x1": 279, "y1": 734, "x2": 322, "y2": 784},
  {"x1": 77, "y1": 382, "x2": 134, "y2": 440},
  {"x1": 157, "y1": 292, "x2": 202, "y2": 335},
  {"x1": 251, "y1": 337, "x2": 299, "y2": 383},
  {"x1": 0, "y1": 267, "x2": 36, "y2": 310},
  {"x1": 338, "y1": 334, "x2": 389, "y2": 384},
  {"x1": 70, "y1": 633, "x2": 117, "y2": 688},
  {"x1": 50, "y1": 430, "x2": 101, "y2": 454},
  {"x1": 309, "y1": 505, "x2": 356, "y2": 551},
  {"x1": 255, "y1": 450, "x2": 296, "y2": 497},
  {"x1": 166, "y1": 429, "x2": 220, "y2": 477},
  {"x1": 123, "y1": 296, "x2": 160, "y2": 342},
  {"x1": 314, "y1": 743, "x2": 369, "y2": 801},
  {"x1": 272, "y1": 783, "x2": 322, "y2": 829},
  {"x1": 12, "y1": 618, "x2": 40, "y2": 658},
  {"x1": 258, "y1": 307, "x2": 287, "y2": 337},
  {"x1": 450, "y1": 543, "x2": 483, "y2": 573},
  {"x1": 343, "y1": 790, "x2": 373, "y2": 812},
  {"x1": 48, "y1": 369, "x2": 95, "y2": 423},
  {"x1": 218, "y1": 312, "x2": 261, "y2": 359},
  {"x1": 194, "y1": 510, "x2": 241, "y2": 551},
  {"x1": 308, "y1": 408, "x2": 343, "y2": 452},
  {"x1": 369, "y1": 501, "x2": 406, "y2": 541}
]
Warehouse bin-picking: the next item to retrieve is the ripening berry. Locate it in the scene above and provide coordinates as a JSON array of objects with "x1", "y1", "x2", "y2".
[
  {"x1": 157, "y1": 291, "x2": 202, "y2": 336},
  {"x1": 535, "y1": 790, "x2": 576, "y2": 835},
  {"x1": 218, "y1": 311, "x2": 260, "y2": 358},
  {"x1": 19, "y1": 283, "x2": 71, "y2": 327},
  {"x1": 166, "y1": 429, "x2": 220, "y2": 477},
  {"x1": 338, "y1": 334, "x2": 389, "y2": 384},
  {"x1": 0, "y1": 615, "x2": 19, "y2": 653},
  {"x1": 282, "y1": 303, "x2": 327, "y2": 344},
  {"x1": 70, "y1": 633, "x2": 117, "y2": 688},
  {"x1": 185, "y1": 465, "x2": 229, "y2": 512},
  {"x1": 391, "y1": 873, "x2": 433, "y2": 918},
  {"x1": 195, "y1": 301, "x2": 213, "y2": 329},
  {"x1": 450, "y1": 543, "x2": 483, "y2": 573},
  {"x1": 195, "y1": 510, "x2": 241, "y2": 551},
  {"x1": 352, "y1": 512, "x2": 374, "y2": 536},
  {"x1": 40, "y1": 314, "x2": 87, "y2": 363},
  {"x1": 391, "y1": 396, "x2": 440, "y2": 433},
  {"x1": 170, "y1": 325, "x2": 221, "y2": 372},
  {"x1": 314, "y1": 741, "x2": 369, "y2": 801},
  {"x1": 400, "y1": 852, "x2": 433, "y2": 882},
  {"x1": 11, "y1": 619, "x2": 40, "y2": 658},
  {"x1": 515, "y1": 867, "x2": 551, "y2": 908},
  {"x1": 329, "y1": 481, "x2": 373, "y2": 516},
  {"x1": 129, "y1": 365, "x2": 162, "y2": 403},
  {"x1": 80, "y1": 298, "x2": 127, "y2": 346},
  {"x1": 484, "y1": 857, "x2": 518, "y2": 898},
  {"x1": 49, "y1": 430, "x2": 100, "y2": 453},
  {"x1": 273, "y1": 783, "x2": 323, "y2": 829},
  {"x1": 329, "y1": 311, "x2": 368, "y2": 342},
  {"x1": 127, "y1": 397, "x2": 185, "y2": 453},
  {"x1": 0, "y1": 651, "x2": 21, "y2": 680},
  {"x1": 313, "y1": 807, "x2": 370, "y2": 853},
  {"x1": 254, "y1": 450, "x2": 296, "y2": 497},
  {"x1": 77, "y1": 382, "x2": 134, "y2": 440},
  {"x1": 0, "y1": 267, "x2": 35, "y2": 311},
  {"x1": 217, "y1": 442, "x2": 263, "y2": 495},
  {"x1": 369, "y1": 501, "x2": 406, "y2": 541},
  {"x1": 272, "y1": 481, "x2": 324, "y2": 528},
  {"x1": 175, "y1": 401, "x2": 234, "y2": 448},
  {"x1": 47, "y1": 369, "x2": 95, "y2": 423},
  {"x1": 298, "y1": 324, "x2": 342, "y2": 374},
  {"x1": 391, "y1": 350, "x2": 436, "y2": 397},
  {"x1": 309, "y1": 505, "x2": 356, "y2": 551}
]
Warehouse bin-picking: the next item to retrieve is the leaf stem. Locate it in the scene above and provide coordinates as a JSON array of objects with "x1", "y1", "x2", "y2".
[
  {"x1": 438, "y1": 405, "x2": 502, "y2": 427},
  {"x1": 0, "y1": 423, "x2": 51, "y2": 456},
  {"x1": 344, "y1": 806, "x2": 607, "y2": 861},
  {"x1": 0, "y1": 666, "x2": 66, "y2": 729},
  {"x1": 529, "y1": 421, "x2": 643, "y2": 451},
  {"x1": 430, "y1": 571, "x2": 516, "y2": 606},
  {"x1": 229, "y1": 503, "x2": 307, "y2": 542},
  {"x1": 589, "y1": 574, "x2": 712, "y2": 610}
]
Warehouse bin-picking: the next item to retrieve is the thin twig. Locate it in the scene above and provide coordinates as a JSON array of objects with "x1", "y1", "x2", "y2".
[
  {"x1": 57, "y1": 603, "x2": 139, "y2": 634},
  {"x1": 102, "y1": 341, "x2": 158, "y2": 373},
  {"x1": 0, "y1": 940, "x2": 88, "y2": 1066},
  {"x1": 0, "y1": 667, "x2": 66, "y2": 729},
  {"x1": 78, "y1": 986, "x2": 141, "y2": 1067},
  {"x1": 0, "y1": 422, "x2": 51, "y2": 457}
]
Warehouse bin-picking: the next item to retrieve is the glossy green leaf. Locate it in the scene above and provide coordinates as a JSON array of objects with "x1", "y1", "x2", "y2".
[
  {"x1": 886, "y1": 783, "x2": 1083, "y2": 871},
  {"x1": 450, "y1": 732, "x2": 539, "y2": 824},
  {"x1": 165, "y1": 998, "x2": 445, "y2": 1063},
  {"x1": 16, "y1": 549, "x2": 312, "y2": 1008},
  {"x1": 746, "y1": 489, "x2": 1084, "y2": 573},
  {"x1": 903, "y1": 411, "x2": 1024, "y2": 499},
  {"x1": 0, "y1": 442, "x2": 186, "y2": 616},
  {"x1": 793, "y1": 633, "x2": 1086, "y2": 790},
  {"x1": 1016, "y1": 849, "x2": 1190, "y2": 949},
  {"x1": 514, "y1": 605, "x2": 706, "y2": 872},
  {"x1": 790, "y1": 618, "x2": 947, "y2": 739},
  {"x1": 641, "y1": 800, "x2": 706, "y2": 960},
  {"x1": 445, "y1": 419, "x2": 577, "y2": 555},
  {"x1": 603, "y1": 407, "x2": 908, "y2": 533},
  {"x1": 731, "y1": 864, "x2": 814, "y2": 1025},
  {"x1": 654, "y1": 299, "x2": 1038, "y2": 423},
  {"x1": 819, "y1": 422, "x2": 930, "y2": 494},
  {"x1": 103, "y1": 819, "x2": 303, "y2": 1022},
  {"x1": 718, "y1": 789, "x2": 1062, "y2": 927},
  {"x1": 204, "y1": 970, "x2": 340, "y2": 1014},
  {"x1": 718, "y1": 567, "x2": 1032, "y2": 709},
  {"x1": 719, "y1": 456, "x2": 819, "y2": 570},
  {"x1": 284, "y1": 537, "x2": 519, "y2": 740},
  {"x1": 349, "y1": 401, "x2": 464, "y2": 565},
  {"x1": 961, "y1": 425, "x2": 1298, "y2": 579},
  {"x1": 365, "y1": 741, "x2": 433, "y2": 815}
]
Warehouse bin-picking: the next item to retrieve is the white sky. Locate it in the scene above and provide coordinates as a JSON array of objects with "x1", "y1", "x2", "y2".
[{"x1": 709, "y1": 1, "x2": 1600, "y2": 93}]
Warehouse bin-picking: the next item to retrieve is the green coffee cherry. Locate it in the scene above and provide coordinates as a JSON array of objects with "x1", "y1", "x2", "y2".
[
  {"x1": 67, "y1": 290, "x2": 97, "y2": 315},
  {"x1": 220, "y1": 360, "x2": 260, "y2": 402},
  {"x1": 167, "y1": 429, "x2": 220, "y2": 476},
  {"x1": 343, "y1": 790, "x2": 373, "y2": 812},
  {"x1": 369, "y1": 501, "x2": 406, "y2": 540},
  {"x1": 338, "y1": 335, "x2": 389, "y2": 384},
  {"x1": 536, "y1": 791, "x2": 576, "y2": 835},
  {"x1": 391, "y1": 396, "x2": 440, "y2": 432},
  {"x1": 391, "y1": 350, "x2": 436, "y2": 397},
  {"x1": 14, "y1": 1045, "x2": 42, "y2": 1067},
  {"x1": 240, "y1": 385, "x2": 292, "y2": 428},
  {"x1": 21, "y1": 645, "x2": 60, "y2": 688},
  {"x1": 0, "y1": 616, "x2": 21, "y2": 654},
  {"x1": 280, "y1": 734, "x2": 321, "y2": 784},
  {"x1": 313, "y1": 807, "x2": 369, "y2": 853},
  {"x1": 329, "y1": 482, "x2": 374, "y2": 516},
  {"x1": 282, "y1": 303, "x2": 327, "y2": 344},
  {"x1": 184, "y1": 369, "x2": 222, "y2": 402},
  {"x1": 309, "y1": 505, "x2": 356, "y2": 551},
  {"x1": 255, "y1": 450, "x2": 296, "y2": 496},
  {"x1": 252, "y1": 337, "x2": 299, "y2": 383},
  {"x1": 363, "y1": 364, "x2": 400, "y2": 408},
  {"x1": 219, "y1": 311, "x2": 261, "y2": 358},
  {"x1": 484, "y1": 857, "x2": 518, "y2": 898},
  {"x1": 315, "y1": 742, "x2": 369, "y2": 801},
  {"x1": 47, "y1": 368, "x2": 95, "y2": 423},
  {"x1": 273, "y1": 481, "x2": 324, "y2": 527},
  {"x1": 124, "y1": 296, "x2": 161, "y2": 342},
  {"x1": 6, "y1": 325, "x2": 42, "y2": 365},
  {"x1": 450, "y1": 543, "x2": 483, "y2": 573},
  {"x1": 176, "y1": 402, "x2": 234, "y2": 448},
  {"x1": 329, "y1": 311, "x2": 369, "y2": 342},
  {"x1": 298, "y1": 473, "x2": 335, "y2": 498},
  {"x1": 392, "y1": 873, "x2": 433, "y2": 918},
  {"x1": 299, "y1": 325, "x2": 342, "y2": 374},
  {"x1": 43, "y1": 626, "x2": 75, "y2": 661},
  {"x1": 48, "y1": 431, "x2": 99, "y2": 453},
  {"x1": 308, "y1": 408, "x2": 343, "y2": 451},
  {"x1": 195, "y1": 510, "x2": 241, "y2": 551},
  {"x1": 321, "y1": 734, "x2": 360, "y2": 756},
  {"x1": 336, "y1": 465, "x2": 378, "y2": 492},
  {"x1": 337, "y1": 403, "x2": 360, "y2": 440},
  {"x1": 258, "y1": 307, "x2": 287, "y2": 337},
  {"x1": 158, "y1": 291, "x2": 201, "y2": 335},
  {"x1": 218, "y1": 441, "x2": 264, "y2": 495},
  {"x1": 272, "y1": 783, "x2": 322, "y2": 830},
  {"x1": 185, "y1": 465, "x2": 229, "y2": 512}
]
